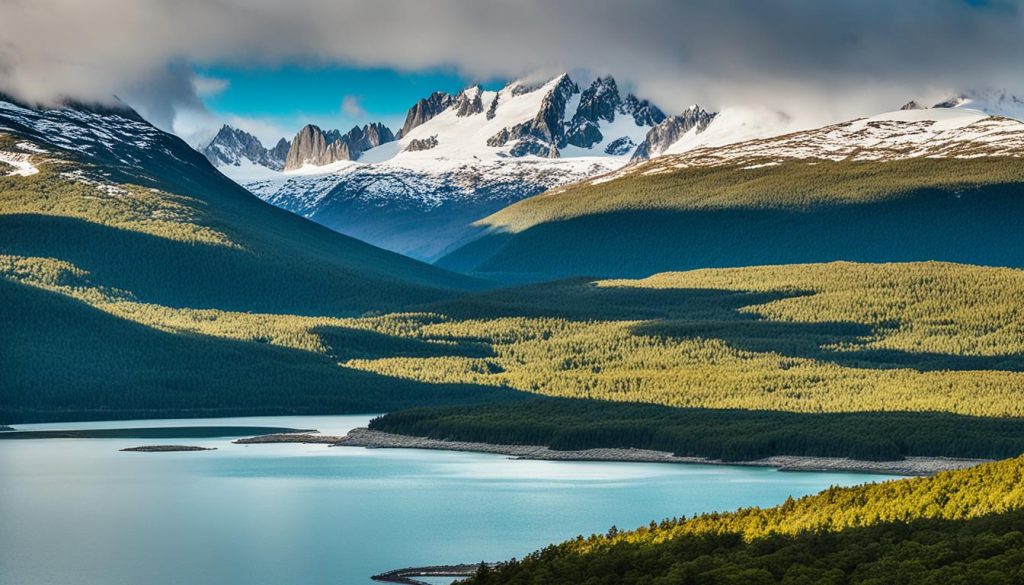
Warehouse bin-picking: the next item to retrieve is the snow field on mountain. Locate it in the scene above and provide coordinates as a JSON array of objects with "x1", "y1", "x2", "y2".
[{"x1": 0, "y1": 149, "x2": 40, "y2": 176}]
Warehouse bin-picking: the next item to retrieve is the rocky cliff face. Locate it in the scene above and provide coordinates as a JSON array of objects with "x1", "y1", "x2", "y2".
[
  {"x1": 485, "y1": 75, "x2": 668, "y2": 155},
  {"x1": 284, "y1": 123, "x2": 395, "y2": 170},
  {"x1": 486, "y1": 74, "x2": 579, "y2": 156},
  {"x1": 285, "y1": 125, "x2": 335, "y2": 169},
  {"x1": 486, "y1": 93, "x2": 500, "y2": 120},
  {"x1": 574, "y1": 76, "x2": 622, "y2": 124},
  {"x1": 631, "y1": 105, "x2": 717, "y2": 161},
  {"x1": 564, "y1": 77, "x2": 619, "y2": 148},
  {"x1": 405, "y1": 135, "x2": 438, "y2": 152},
  {"x1": 269, "y1": 138, "x2": 291, "y2": 162},
  {"x1": 622, "y1": 94, "x2": 667, "y2": 127},
  {"x1": 201, "y1": 125, "x2": 289, "y2": 171},
  {"x1": 398, "y1": 91, "x2": 454, "y2": 137},
  {"x1": 453, "y1": 86, "x2": 484, "y2": 117},
  {"x1": 561, "y1": 77, "x2": 665, "y2": 149}
]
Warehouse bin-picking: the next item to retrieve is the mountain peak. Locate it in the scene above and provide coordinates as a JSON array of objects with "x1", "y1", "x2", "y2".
[
  {"x1": 485, "y1": 73, "x2": 580, "y2": 157},
  {"x1": 398, "y1": 91, "x2": 454, "y2": 137},
  {"x1": 283, "y1": 121, "x2": 395, "y2": 170},
  {"x1": 572, "y1": 76, "x2": 622, "y2": 126},
  {"x1": 630, "y1": 105, "x2": 717, "y2": 162},
  {"x1": 202, "y1": 125, "x2": 287, "y2": 171},
  {"x1": 453, "y1": 85, "x2": 484, "y2": 117},
  {"x1": 933, "y1": 89, "x2": 1024, "y2": 120}
]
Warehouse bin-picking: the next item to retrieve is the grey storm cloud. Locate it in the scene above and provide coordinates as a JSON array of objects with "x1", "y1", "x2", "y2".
[{"x1": 2, "y1": 0, "x2": 1023, "y2": 129}]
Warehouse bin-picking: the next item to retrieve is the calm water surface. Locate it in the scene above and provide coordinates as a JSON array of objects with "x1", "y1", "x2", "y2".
[{"x1": 0, "y1": 415, "x2": 897, "y2": 585}]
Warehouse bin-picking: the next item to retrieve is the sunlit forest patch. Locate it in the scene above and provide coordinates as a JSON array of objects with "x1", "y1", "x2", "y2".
[{"x1": 463, "y1": 454, "x2": 1024, "y2": 585}]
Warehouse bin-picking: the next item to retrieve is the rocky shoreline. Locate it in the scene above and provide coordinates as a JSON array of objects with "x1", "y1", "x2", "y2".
[
  {"x1": 234, "y1": 432, "x2": 338, "y2": 444},
  {"x1": 243, "y1": 427, "x2": 989, "y2": 476},
  {"x1": 372, "y1": 562, "x2": 489, "y2": 585},
  {"x1": 120, "y1": 445, "x2": 217, "y2": 452}
]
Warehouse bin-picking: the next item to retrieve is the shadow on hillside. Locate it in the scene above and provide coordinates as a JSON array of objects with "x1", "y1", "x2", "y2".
[
  {"x1": 374, "y1": 398, "x2": 1024, "y2": 461},
  {"x1": 426, "y1": 278, "x2": 1024, "y2": 372},
  {"x1": 638, "y1": 319, "x2": 1024, "y2": 372},
  {"x1": 441, "y1": 185, "x2": 1024, "y2": 279},
  {"x1": 427, "y1": 278, "x2": 806, "y2": 321},
  {"x1": 0, "y1": 213, "x2": 444, "y2": 315},
  {"x1": 0, "y1": 278, "x2": 523, "y2": 424},
  {"x1": 312, "y1": 324, "x2": 494, "y2": 360}
]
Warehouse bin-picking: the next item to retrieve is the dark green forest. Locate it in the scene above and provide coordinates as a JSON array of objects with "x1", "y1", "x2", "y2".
[
  {"x1": 439, "y1": 159, "x2": 1024, "y2": 279},
  {"x1": 0, "y1": 278, "x2": 522, "y2": 423},
  {"x1": 370, "y1": 400, "x2": 1024, "y2": 462}
]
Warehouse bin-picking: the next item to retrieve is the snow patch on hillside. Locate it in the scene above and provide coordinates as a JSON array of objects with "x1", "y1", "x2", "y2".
[{"x1": 0, "y1": 150, "x2": 39, "y2": 176}]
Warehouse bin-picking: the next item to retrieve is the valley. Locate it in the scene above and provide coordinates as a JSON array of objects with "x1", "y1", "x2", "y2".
[{"x1": 4, "y1": 62, "x2": 1024, "y2": 585}]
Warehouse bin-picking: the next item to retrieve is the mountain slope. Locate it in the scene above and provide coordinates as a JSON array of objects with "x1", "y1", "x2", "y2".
[
  {"x1": 0, "y1": 98, "x2": 508, "y2": 422},
  {"x1": 0, "y1": 98, "x2": 478, "y2": 312},
  {"x1": 439, "y1": 108, "x2": 1024, "y2": 279},
  {"x1": 231, "y1": 74, "x2": 673, "y2": 259}
]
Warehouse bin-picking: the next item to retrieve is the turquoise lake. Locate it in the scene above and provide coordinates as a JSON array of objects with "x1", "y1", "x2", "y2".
[{"x1": 0, "y1": 415, "x2": 897, "y2": 585}]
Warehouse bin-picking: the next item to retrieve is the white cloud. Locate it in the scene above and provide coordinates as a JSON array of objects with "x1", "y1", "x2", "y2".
[
  {"x1": 192, "y1": 75, "x2": 229, "y2": 97},
  {"x1": 340, "y1": 95, "x2": 367, "y2": 118},
  {"x1": 2, "y1": 0, "x2": 1023, "y2": 135},
  {"x1": 172, "y1": 106, "x2": 292, "y2": 149}
]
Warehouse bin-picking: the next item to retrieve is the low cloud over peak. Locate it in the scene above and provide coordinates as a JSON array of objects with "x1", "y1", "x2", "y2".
[{"x1": 2, "y1": 0, "x2": 1023, "y2": 136}]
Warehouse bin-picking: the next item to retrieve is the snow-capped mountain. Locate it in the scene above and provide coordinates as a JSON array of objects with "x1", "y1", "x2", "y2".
[
  {"x1": 221, "y1": 73, "x2": 676, "y2": 260},
  {"x1": 284, "y1": 122, "x2": 394, "y2": 170},
  {"x1": 0, "y1": 97, "x2": 222, "y2": 190},
  {"x1": 630, "y1": 105, "x2": 717, "y2": 161},
  {"x1": 629, "y1": 89, "x2": 1024, "y2": 166},
  {"x1": 201, "y1": 125, "x2": 289, "y2": 173},
  {"x1": 589, "y1": 105, "x2": 1024, "y2": 188},
  {"x1": 439, "y1": 102, "x2": 1024, "y2": 280},
  {"x1": 930, "y1": 89, "x2": 1024, "y2": 120}
]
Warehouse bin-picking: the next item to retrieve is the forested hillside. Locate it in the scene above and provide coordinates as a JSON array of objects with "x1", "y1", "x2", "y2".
[
  {"x1": 463, "y1": 455, "x2": 1024, "y2": 584},
  {"x1": 438, "y1": 157, "x2": 1024, "y2": 279},
  {"x1": 340, "y1": 261, "x2": 1024, "y2": 461},
  {"x1": 370, "y1": 400, "x2": 1024, "y2": 462},
  {"x1": 0, "y1": 103, "x2": 504, "y2": 422},
  {"x1": 348, "y1": 263, "x2": 1024, "y2": 418}
]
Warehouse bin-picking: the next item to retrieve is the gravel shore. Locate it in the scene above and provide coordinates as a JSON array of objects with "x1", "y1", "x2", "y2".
[
  {"x1": 242, "y1": 427, "x2": 990, "y2": 476},
  {"x1": 120, "y1": 445, "x2": 216, "y2": 452},
  {"x1": 234, "y1": 432, "x2": 338, "y2": 444}
]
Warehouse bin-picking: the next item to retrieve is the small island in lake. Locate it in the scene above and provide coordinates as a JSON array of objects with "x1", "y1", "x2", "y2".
[
  {"x1": 120, "y1": 445, "x2": 217, "y2": 452},
  {"x1": 234, "y1": 432, "x2": 336, "y2": 444}
]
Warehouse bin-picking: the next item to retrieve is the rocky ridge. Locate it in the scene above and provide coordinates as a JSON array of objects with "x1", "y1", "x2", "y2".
[
  {"x1": 201, "y1": 125, "x2": 289, "y2": 171},
  {"x1": 631, "y1": 105, "x2": 717, "y2": 161},
  {"x1": 284, "y1": 122, "x2": 395, "y2": 170}
]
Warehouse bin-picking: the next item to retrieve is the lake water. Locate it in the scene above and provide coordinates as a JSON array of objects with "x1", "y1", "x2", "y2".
[{"x1": 0, "y1": 415, "x2": 896, "y2": 585}]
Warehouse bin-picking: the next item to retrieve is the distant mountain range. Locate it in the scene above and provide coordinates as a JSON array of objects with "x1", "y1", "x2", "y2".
[
  {"x1": 438, "y1": 101, "x2": 1024, "y2": 279},
  {"x1": 199, "y1": 73, "x2": 703, "y2": 259},
  {"x1": 200, "y1": 75, "x2": 1024, "y2": 264}
]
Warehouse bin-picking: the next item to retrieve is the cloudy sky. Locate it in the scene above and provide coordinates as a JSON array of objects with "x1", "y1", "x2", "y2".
[{"x1": 1, "y1": 0, "x2": 1022, "y2": 145}]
